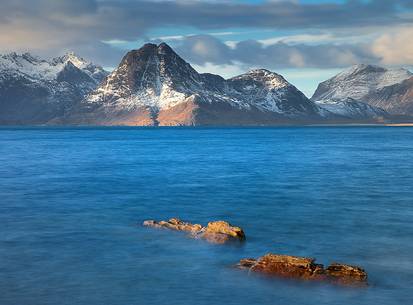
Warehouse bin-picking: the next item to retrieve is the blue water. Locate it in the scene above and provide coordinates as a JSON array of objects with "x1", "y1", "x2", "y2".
[{"x1": 1, "y1": 127, "x2": 413, "y2": 305}]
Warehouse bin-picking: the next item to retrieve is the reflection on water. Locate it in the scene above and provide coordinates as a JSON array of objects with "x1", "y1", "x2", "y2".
[{"x1": 1, "y1": 126, "x2": 413, "y2": 305}]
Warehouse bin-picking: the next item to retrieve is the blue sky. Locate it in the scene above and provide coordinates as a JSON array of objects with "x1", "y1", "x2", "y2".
[{"x1": 1, "y1": 0, "x2": 412, "y2": 96}]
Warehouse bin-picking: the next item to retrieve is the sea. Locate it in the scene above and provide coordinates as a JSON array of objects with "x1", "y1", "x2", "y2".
[{"x1": 1, "y1": 126, "x2": 413, "y2": 305}]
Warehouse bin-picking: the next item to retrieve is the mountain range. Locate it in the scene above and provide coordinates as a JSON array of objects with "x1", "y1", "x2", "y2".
[
  {"x1": 1, "y1": 43, "x2": 412, "y2": 126},
  {"x1": 0, "y1": 52, "x2": 107, "y2": 125}
]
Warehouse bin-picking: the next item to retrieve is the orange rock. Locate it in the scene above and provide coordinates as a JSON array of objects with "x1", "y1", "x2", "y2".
[
  {"x1": 204, "y1": 221, "x2": 245, "y2": 240},
  {"x1": 143, "y1": 218, "x2": 245, "y2": 244},
  {"x1": 143, "y1": 218, "x2": 202, "y2": 233},
  {"x1": 326, "y1": 263, "x2": 368, "y2": 285},
  {"x1": 237, "y1": 258, "x2": 258, "y2": 269},
  {"x1": 247, "y1": 254, "x2": 326, "y2": 281},
  {"x1": 238, "y1": 253, "x2": 367, "y2": 286}
]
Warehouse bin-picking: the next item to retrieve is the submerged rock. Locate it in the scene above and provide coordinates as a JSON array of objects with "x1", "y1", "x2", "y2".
[
  {"x1": 143, "y1": 218, "x2": 245, "y2": 244},
  {"x1": 238, "y1": 254, "x2": 325, "y2": 281},
  {"x1": 237, "y1": 253, "x2": 367, "y2": 286},
  {"x1": 326, "y1": 263, "x2": 368, "y2": 285},
  {"x1": 143, "y1": 218, "x2": 203, "y2": 233}
]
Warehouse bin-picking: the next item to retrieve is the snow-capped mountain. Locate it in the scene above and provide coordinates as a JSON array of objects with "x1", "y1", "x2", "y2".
[
  {"x1": 62, "y1": 43, "x2": 321, "y2": 126},
  {"x1": 315, "y1": 97, "x2": 388, "y2": 121},
  {"x1": 312, "y1": 64, "x2": 413, "y2": 115},
  {"x1": 2, "y1": 45, "x2": 408, "y2": 126},
  {"x1": 0, "y1": 52, "x2": 107, "y2": 124}
]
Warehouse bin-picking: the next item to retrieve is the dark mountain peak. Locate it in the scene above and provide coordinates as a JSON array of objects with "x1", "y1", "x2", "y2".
[
  {"x1": 56, "y1": 61, "x2": 93, "y2": 84},
  {"x1": 157, "y1": 42, "x2": 174, "y2": 54},
  {"x1": 126, "y1": 42, "x2": 174, "y2": 58},
  {"x1": 120, "y1": 43, "x2": 159, "y2": 65},
  {"x1": 128, "y1": 42, "x2": 179, "y2": 58},
  {"x1": 116, "y1": 41, "x2": 199, "y2": 85},
  {"x1": 140, "y1": 43, "x2": 158, "y2": 52}
]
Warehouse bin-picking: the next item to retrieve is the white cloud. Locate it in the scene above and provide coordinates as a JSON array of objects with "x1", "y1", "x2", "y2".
[
  {"x1": 258, "y1": 34, "x2": 334, "y2": 46},
  {"x1": 192, "y1": 62, "x2": 246, "y2": 79},
  {"x1": 372, "y1": 27, "x2": 413, "y2": 65}
]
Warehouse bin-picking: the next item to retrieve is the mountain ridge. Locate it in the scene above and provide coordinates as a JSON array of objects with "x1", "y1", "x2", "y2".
[
  {"x1": 1, "y1": 44, "x2": 412, "y2": 125},
  {"x1": 59, "y1": 43, "x2": 322, "y2": 126},
  {"x1": 312, "y1": 64, "x2": 413, "y2": 115},
  {"x1": 0, "y1": 51, "x2": 108, "y2": 125}
]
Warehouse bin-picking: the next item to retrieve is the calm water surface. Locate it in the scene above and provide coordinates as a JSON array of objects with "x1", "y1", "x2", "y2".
[{"x1": 1, "y1": 127, "x2": 413, "y2": 305}]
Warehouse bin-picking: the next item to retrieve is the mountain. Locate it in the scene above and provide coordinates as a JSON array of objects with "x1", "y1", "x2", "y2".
[
  {"x1": 0, "y1": 52, "x2": 107, "y2": 125},
  {"x1": 2, "y1": 46, "x2": 410, "y2": 126},
  {"x1": 315, "y1": 97, "x2": 388, "y2": 121},
  {"x1": 60, "y1": 43, "x2": 322, "y2": 126},
  {"x1": 312, "y1": 64, "x2": 413, "y2": 115}
]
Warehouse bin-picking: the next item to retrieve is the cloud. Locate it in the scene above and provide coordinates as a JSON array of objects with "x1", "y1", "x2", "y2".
[
  {"x1": 174, "y1": 35, "x2": 233, "y2": 65},
  {"x1": 1, "y1": 0, "x2": 413, "y2": 69},
  {"x1": 1, "y1": 1, "x2": 412, "y2": 49},
  {"x1": 172, "y1": 34, "x2": 376, "y2": 69},
  {"x1": 372, "y1": 27, "x2": 413, "y2": 65},
  {"x1": 192, "y1": 62, "x2": 246, "y2": 79}
]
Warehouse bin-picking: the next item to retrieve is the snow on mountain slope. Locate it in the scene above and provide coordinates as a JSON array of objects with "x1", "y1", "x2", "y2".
[
  {"x1": 3, "y1": 45, "x2": 404, "y2": 125},
  {"x1": 0, "y1": 52, "x2": 108, "y2": 125},
  {"x1": 312, "y1": 64, "x2": 413, "y2": 114},
  {"x1": 315, "y1": 97, "x2": 388, "y2": 120},
  {"x1": 227, "y1": 69, "x2": 319, "y2": 116},
  {"x1": 0, "y1": 52, "x2": 106, "y2": 84},
  {"x1": 68, "y1": 43, "x2": 320, "y2": 125}
]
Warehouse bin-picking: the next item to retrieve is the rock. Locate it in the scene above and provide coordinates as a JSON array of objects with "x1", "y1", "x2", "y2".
[
  {"x1": 237, "y1": 253, "x2": 367, "y2": 286},
  {"x1": 205, "y1": 221, "x2": 245, "y2": 239},
  {"x1": 237, "y1": 258, "x2": 258, "y2": 269},
  {"x1": 143, "y1": 218, "x2": 245, "y2": 244},
  {"x1": 202, "y1": 221, "x2": 246, "y2": 244},
  {"x1": 326, "y1": 263, "x2": 368, "y2": 285},
  {"x1": 246, "y1": 254, "x2": 326, "y2": 281},
  {"x1": 143, "y1": 218, "x2": 203, "y2": 233}
]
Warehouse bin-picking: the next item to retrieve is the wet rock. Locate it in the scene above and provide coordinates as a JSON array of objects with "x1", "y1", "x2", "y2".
[
  {"x1": 143, "y1": 218, "x2": 245, "y2": 244},
  {"x1": 202, "y1": 221, "x2": 246, "y2": 244},
  {"x1": 205, "y1": 221, "x2": 245, "y2": 239},
  {"x1": 245, "y1": 254, "x2": 326, "y2": 281},
  {"x1": 143, "y1": 218, "x2": 203, "y2": 233},
  {"x1": 237, "y1": 258, "x2": 258, "y2": 269},
  {"x1": 237, "y1": 253, "x2": 367, "y2": 286},
  {"x1": 326, "y1": 263, "x2": 368, "y2": 285}
]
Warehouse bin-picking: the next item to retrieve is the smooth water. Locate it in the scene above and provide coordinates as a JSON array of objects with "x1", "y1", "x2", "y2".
[{"x1": 1, "y1": 127, "x2": 413, "y2": 305}]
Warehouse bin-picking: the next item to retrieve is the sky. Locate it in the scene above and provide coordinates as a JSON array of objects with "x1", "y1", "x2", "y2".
[{"x1": 1, "y1": 0, "x2": 413, "y2": 96}]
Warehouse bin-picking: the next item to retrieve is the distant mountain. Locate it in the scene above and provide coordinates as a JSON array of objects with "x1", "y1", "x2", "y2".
[
  {"x1": 0, "y1": 52, "x2": 107, "y2": 125},
  {"x1": 312, "y1": 64, "x2": 413, "y2": 115},
  {"x1": 315, "y1": 97, "x2": 388, "y2": 121},
  {"x1": 60, "y1": 43, "x2": 321, "y2": 126}
]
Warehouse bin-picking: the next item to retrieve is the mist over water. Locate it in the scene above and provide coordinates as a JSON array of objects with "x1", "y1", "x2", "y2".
[{"x1": 1, "y1": 126, "x2": 413, "y2": 305}]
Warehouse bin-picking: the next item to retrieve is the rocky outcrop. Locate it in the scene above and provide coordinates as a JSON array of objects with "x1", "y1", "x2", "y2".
[
  {"x1": 237, "y1": 253, "x2": 367, "y2": 286},
  {"x1": 143, "y1": 218, "x2": 245, "y2": 244}
]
